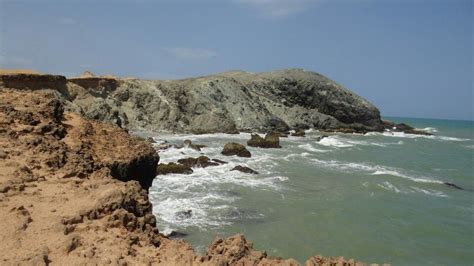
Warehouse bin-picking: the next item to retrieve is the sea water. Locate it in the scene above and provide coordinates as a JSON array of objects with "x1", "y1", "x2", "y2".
[{"x1": 147, "y1": 117, "x2": 473, "y2": 265}]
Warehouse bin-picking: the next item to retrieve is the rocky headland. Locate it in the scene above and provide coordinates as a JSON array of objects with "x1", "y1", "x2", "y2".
[{"x1": 0, "y1": 69, "x2": 402, "y2": 265}]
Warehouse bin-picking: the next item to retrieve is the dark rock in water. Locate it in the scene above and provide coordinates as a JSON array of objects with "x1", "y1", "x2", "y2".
[
  {"x1": 177, "y1": 156, "x2": 219, "y2": 168},
  {"x1": 212, "y1": 158, "x2": 228, "y2": 164},
  {"x1": 175, "y1": 210, "x2": 192, "y2": 219},
  {"x1": 221, "y1": 143, "x2": 251, "y2": 157},
  {"x1": 383, "y1": 120, "x2": 432, "y2": 136},
  {"x1": 174, "y1": 139, "x2": 207, "y2": 151},
  {"x1": 166, "y1": 231, "x2": 188, "y2": 239},
  {"x1": 231, "y1": 165, "x2": 259, "y2": 174},
  {"x1": 247, "y1": 132, "x2": 281, "y2": 148},
  {"x1": 315, "y1": 135, "x2": 329, "y2": 142},
  {"x1": 291, "y1": 128, "x2": 305, "y2": 137},
  {"x1": 444, "y1": 182, "x2": 464, "y2": 190},
  {"x1": 156, "y1": 163, "x2": 193, "y2": 175},
  {"x1": 183, "y1": 139, "x2": 207, "y2": 151}
]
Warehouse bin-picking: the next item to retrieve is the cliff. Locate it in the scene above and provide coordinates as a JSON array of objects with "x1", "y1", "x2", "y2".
[{"x1": 47, "y1": 69, "x2": 382, "y2": 134}]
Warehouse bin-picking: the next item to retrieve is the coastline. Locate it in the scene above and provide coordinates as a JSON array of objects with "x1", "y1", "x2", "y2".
[{"x1": 0, "y1": 72, "x2": 374, "y2": 265}]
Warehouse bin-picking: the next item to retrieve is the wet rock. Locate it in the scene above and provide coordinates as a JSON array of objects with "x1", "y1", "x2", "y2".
[
  {"x1": 177, "y1": 156, "x2": 219, "y2": 168},
  {"x1": 156, "y1": 163, "x2": 193, "y2": 175},
  {"x1": 291, "y1": 128, "x2": 306, "y2": 137},
  {"x1": 221, "y1": 143, "x2": 251, "y2": 157},
  {"x1": 183, "y1": 139, "x2": 207, "y2": 151},
  {"x1": 247, "y1": 133, "x2": 281, "y2": 148},
  {"x1": 231, "y1": 165, "x2": 259, "y2": 174},
  {"x1": 315, "y1": 135, "x2": 329, "y2": 142},
  {"x1": 212, "y1": 158, "x2": 228, "y2": 164},
  {"x1": 383, "y1": 120, "x2": 432, "y2": 136},
  {"x1": 175, "y1": 210, "x2": 192, "y2": 219}
]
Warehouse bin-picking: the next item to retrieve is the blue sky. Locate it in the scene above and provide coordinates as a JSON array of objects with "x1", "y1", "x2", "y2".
[{"x1": 0, "y1": 0, "x2": 472, "y2": 120}]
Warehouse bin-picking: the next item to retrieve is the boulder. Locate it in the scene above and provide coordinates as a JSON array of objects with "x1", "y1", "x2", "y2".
[
  {"x1": 291, "y1": 128, "x2": 305, "y2": 137},
  {"x1": 247, "y1": 133, "x2": 281, "y2": 148},
  {"x1": 156, "y1": 163, "x2": 193, "y2": 175},
  {"x1": 231, "y1": 165, "x2": 259, "y2": 174},
  {"x1": 221, "y1": 143, "x2": 251, "y2": 157}
]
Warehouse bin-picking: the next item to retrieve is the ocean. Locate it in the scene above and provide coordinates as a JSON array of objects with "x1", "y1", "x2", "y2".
[{"x1": 147, "y1": 117, "x2": 473, "y2": 265}]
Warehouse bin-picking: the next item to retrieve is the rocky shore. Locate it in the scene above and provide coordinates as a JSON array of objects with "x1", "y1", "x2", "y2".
[{"x1": 0, "y1": 70, "x2": 395, "y2": 265}]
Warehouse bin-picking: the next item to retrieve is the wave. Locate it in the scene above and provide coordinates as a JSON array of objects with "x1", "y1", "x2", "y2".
[
  {"x1": 314, "y1": 135, "x2": 403, "y2": 148},
  {"x1": 410, "y1": 186, "x2": 448, "y2": 198},
  {"x1": 366, "y1": 131, "x2": 470, "y2": 142},
  {"x1": 377, "y1": 181, "x2": 403, "y2": 193},
  {"x1": 374, "y1": 182, "x2": 447, "y2": 198},
  {"x1": 150, "y1": 150, "x2": 288, "y2": 230},
  {"x1": 317, "y1": 136, "x2": 354, "y2": 148},
  {"x1": 416, "y1": 127, "x2": 438, "y2": 133},
  {"x1": 298, "y1": 143, "x2": 328, "y2": 152},
  {"x1": 371, "y1": 170, "x2": 443, "y2": 184},
  {"x1": 310, "y1": 158, "x2": 443, "y2": 184}
]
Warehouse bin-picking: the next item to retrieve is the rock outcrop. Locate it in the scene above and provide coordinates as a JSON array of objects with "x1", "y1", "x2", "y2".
[
  {"x1": 382, "y1": 120, "x2": 432, "y2": 135},
  {"x1": 221, "y1": 142, "x2": 252, "y2": 157},
  {"x1": 15, "y1": 69, "x2": 385, "y2": 134},
  {"x1": 248, "y1": 132, "x2": 282, "y2": 148},
  {"x1": 156, "y1": 162, "x2": 193, "y2": 175},
  {"x1": 231, "y1": 165, "x2": 259, "y2": 174}
]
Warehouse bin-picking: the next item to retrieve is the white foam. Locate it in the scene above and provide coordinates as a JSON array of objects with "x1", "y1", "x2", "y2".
[
  {"x1": 410, "y1": 186, "x2": 448, "y2": 198},
  {"x1": 377, "y1": 181, "x2": 403, "y2": 193},
  {"x1": 310, "y1": 158, "x2": 443, "y2": 184},
  {"x1": 417, "y1": 127, "x2": 438, "y2": 133},
  {"x1": 372, "y1": 131, "x2": 470, "y2": 142},
  {"x1": 298, "y1": 143, "x2": 328, "y2": 152},
  {"x1": 317, "y1": 136, "x2": 354, "y2": 148},
  {"x1": 150, "y1": 150, "x2": 288, "y2": 230},
  {"x1": 371, "y1": 170, "x2": 442, "y2": 184}
]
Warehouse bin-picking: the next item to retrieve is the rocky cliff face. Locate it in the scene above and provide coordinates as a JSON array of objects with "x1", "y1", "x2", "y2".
[{"x1": 54, "y1": 69, "x2": 384, "y2": 133}]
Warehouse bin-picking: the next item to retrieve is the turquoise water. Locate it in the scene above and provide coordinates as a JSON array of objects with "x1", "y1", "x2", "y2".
[{"x1": 148, "y1": 117, "x2": 473, "y2": 265}]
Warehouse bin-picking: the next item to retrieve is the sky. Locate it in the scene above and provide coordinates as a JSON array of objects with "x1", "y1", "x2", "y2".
[{"x1": 0, "y1": 0, "x2": 472, "y2": 121}]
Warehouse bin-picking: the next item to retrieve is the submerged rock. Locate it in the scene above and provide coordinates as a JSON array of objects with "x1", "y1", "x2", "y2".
[
  {"x1": 221, "y1": 143, "x2": 251, "y2": 157},
  {"x1": 247, "y1": 132, "x2": 281, "y2": 148},
  {"x1": 444, "y1": 182, "x2": 464, "y2": 190},
  {"x1": 175, "y1": 210, "x2": 192, "y2": 219},
  {"x1": 156, "y1": 163, "x2": 193, "y2": 175},
  {"x1": 231, "y1": 165, "x2": 259, "y2": 174}
]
